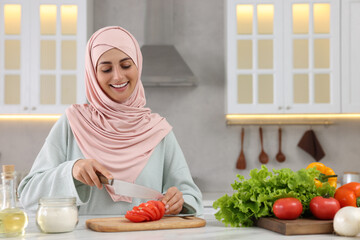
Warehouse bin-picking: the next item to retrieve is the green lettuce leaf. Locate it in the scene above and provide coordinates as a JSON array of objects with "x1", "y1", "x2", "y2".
[{"x1": 213, "y1": 165, "x2": 336, "y2": 227}]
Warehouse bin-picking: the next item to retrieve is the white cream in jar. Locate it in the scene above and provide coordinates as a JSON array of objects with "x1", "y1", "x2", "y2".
[{"x1": 36, "y1": 197, "x2": 78, "y2": 233}]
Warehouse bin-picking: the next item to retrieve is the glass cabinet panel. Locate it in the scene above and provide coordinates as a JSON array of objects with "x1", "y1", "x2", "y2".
[
  {"x1": 237, "y1": 75, "x2": 253, "y2": 104},
  {"x1": 40, "y1": 5, "x2": 57, "y2": 35},
  {"x1": 314, "y1": 3, "x2": 330, "y2": 34},
  {"x1": 236, "y1": 5, "x2": 253, "y2": 34},
  {"x1": 40, "y1": 75, "x2": 56, "y2": 104},
  {"x1": 258, "y1": 40, "x2": 273, "y2": 69},
  {"x1": 61, "y1": 40, "x2": 77, "y2": 70},
  {"x1": 314, "y1": 38, "x2": 329, "y2": 68},
  {"x1": 293, "y1": 74, "x2": 309, "y2": 103},
  {"x1": 4, "y1": 4, "x2": 21, "y2": 35},
  {"x1": 4, "y1": 40, "x2": 20, "y2": 70},
  {"x1": 293, "y1": 39, "x2": 308, "y2": 68},
  {"x1": 61, "y1": 5, "x2": 77, "y2": 35},
  {"x1": 258, "y1": 75, "x2": 273, "y2": 103},
  {"x1": 237, "y1": 40, "x2": 252, "y2": 69},
  {"x1": 61, "y1": 75, "x2": 77, "y2": 104},
  {"x1": 4, "y1": 75, "x2": 20, "y2": 104},
  {"x1": 257, "y1": 4, "x2": 274, "y2": 34},
  {"x1": 293, "y1": 4, "x2": 309, "y2": 34},
  {"x1": 40, "y1": 40, "x2": 56, "y2": 70},
  {"x1": 314, "y1": 74, "x2": 330, "y2": 103}
]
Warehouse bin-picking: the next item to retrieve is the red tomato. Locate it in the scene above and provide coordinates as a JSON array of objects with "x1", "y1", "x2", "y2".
[
  {"x1": 309, "y1": 196, "x2": 340, "y2": 220},
  {"x1": 272, "y1": 198, "x2": 303, "y2": 220},
  {"x1": 125, "y1": 200, "x2": 166, "y2": 222}
]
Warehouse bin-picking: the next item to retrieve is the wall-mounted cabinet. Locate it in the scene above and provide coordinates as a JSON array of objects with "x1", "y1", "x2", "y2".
[
  {"x1": 0, "y1": 0, "x2": 92, "y2": 114},
  {"x1": 341, "y1": 0, "x2": 360, "y2": 113},
  {"x1": 226, "y1": 0, "x2": 342, "y2": 114}
]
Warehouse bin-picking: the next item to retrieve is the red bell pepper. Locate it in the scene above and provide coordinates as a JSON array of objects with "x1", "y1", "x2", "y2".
[{"x1": 334, "y1": 182, "x2": 360, "y2": 208}]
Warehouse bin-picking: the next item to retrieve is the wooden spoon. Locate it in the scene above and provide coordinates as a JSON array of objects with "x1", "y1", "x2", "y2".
[
  {"x1": 259, "y1": 127, "x2": 269, "y2": 164},
  {"x1": 276, "y1": 127, "x2": 286, "y2": 162},
  {"x1": 236, "y1": 128, "x2": 246, "y2": 169}
]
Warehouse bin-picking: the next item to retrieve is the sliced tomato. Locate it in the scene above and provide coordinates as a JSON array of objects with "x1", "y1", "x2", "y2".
[
  {"x1": 125, "y1": 211, "x2": 147, "y2": 222},
  {"x1": 148, "y1": 202, "x2": 161, "y2": 220},
  {"x1": 125, "y1": 200, "x2": 166, "y2": 223},
  {"x1": 139, "y1": 203, "x2": 157, "y2": 220},
  {"x1": 149, "y1": 200, "x2": 165, "y2": 219},
  {"x1": 132, "y1": 206, "x2": 152, "y2": 221}
]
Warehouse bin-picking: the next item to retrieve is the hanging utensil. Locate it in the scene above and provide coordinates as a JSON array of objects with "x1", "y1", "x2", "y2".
[
  {"x1": 236, "y1": 128, "x2": 246, "y2": 169},
  {"x1": 276, "y1": 127, "x2": 286, "y2": 162},
  {"x1": 259, "y1": 127, "x2": 269, "y2": 164}
]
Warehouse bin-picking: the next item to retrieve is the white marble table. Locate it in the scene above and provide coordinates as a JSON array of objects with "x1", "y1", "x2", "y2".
[{"x1": 18, "y1": 208, "x2": 356, "y2": 240}]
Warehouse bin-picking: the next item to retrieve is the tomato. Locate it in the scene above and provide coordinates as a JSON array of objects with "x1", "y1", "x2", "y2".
[
  {"x1": 272, "y1": 198, "x2": 303, "y2": 220},
  {"x1": 309, "y1": 196, "x2": 340, "y2": 220},
  {"x1": 125, "y1": 200, "x2": 166, "y2": 222}
]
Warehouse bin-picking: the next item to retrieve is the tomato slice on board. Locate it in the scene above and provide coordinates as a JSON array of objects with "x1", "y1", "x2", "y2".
[
  {"x1": 125, "y1": 200, "x2": 166, "y2": 223},
  {"x1": 125, "y1": 211, "x2": 147, "y2": 222}
]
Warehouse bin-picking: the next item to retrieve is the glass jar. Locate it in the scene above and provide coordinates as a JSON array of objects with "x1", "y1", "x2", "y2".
[
  {"x1": 342, "y1": 172, "x2": 360, "y2": 185},
  {"x1": 36, "y1": 197, "x2": 78, "y2": 233}
]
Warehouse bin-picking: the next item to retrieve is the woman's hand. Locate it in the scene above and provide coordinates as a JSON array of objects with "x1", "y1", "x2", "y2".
[
  {"x1": 72, "y1": 159, "x2": 113, "y2": 189},
  {"x1": 161, "y1": 187, "x2": 184, "y2": 215}
]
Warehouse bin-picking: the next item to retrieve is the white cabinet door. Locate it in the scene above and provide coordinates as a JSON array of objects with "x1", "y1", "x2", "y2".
[
  {"x1": 0, "y1": 0, "x2": 31, "y2": 113},
  {"x1": 283, "y1": 0, "x2": 340, "y2": 114},
  {"x1": 226, "y1": 0, "x2": 341, "y2": 114},
  {"x1": 0, "y1": 0, "x2": 88, "y2": 114},
  {"x1": 226, "y1": 0, "x2": 284, "y2": 114},
  {"x1": 341, "y1": 0, "x2": 360, "y2": 113}
]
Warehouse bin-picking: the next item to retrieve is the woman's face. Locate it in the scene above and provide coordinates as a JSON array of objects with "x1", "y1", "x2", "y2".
[{"x1": 96, "y1": 48, "x2": 138, "y2": 103}]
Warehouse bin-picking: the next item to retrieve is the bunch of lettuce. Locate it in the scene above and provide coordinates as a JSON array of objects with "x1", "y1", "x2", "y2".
[{"x1": 213, "y1": 165, "x2": 335, "y2": 227}]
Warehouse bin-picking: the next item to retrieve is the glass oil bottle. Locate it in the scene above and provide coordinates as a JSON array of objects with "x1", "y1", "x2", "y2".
[{"x1": 0, "y1": 165, "x2": 28, "y2": 237}]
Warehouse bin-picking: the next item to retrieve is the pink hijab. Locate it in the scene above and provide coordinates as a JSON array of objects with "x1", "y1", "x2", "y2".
[{"x1": 66, "y1": 26, "x2": 172, "y2": 202}]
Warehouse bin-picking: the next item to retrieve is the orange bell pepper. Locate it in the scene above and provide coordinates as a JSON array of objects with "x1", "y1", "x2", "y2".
[{"x1": 306, "y1": 162, "x2": 337, "y2": 188}]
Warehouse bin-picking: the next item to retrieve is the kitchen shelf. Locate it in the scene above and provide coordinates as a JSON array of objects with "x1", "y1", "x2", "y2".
[{"x1": 223, "y1": 113, "x2": 360, "y2": 125}]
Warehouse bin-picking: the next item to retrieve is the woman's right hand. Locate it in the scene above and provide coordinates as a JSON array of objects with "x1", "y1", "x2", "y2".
[{"x1": 72, "y1": 159, "x2": 113, "y2": 189}]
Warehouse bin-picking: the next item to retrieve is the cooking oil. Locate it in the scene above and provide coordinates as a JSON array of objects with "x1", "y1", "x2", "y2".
[
  {"x1": 0, "y1": 165, "x2": 28, "y2": 238},
  {"x1": 0, "y1": 208, "x2": 28, "y2": 237}
]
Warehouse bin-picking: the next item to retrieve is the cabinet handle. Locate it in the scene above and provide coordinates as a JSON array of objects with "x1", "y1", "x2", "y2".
[
  {"x1": 278, "y1": 106, "x2": 282, "y2": 110},
  {"x1": 32, "y1": 107, "x2": 36, "y2": 111},
  {"x1": 286, "y1": 106, "x2": 291, "y2": 110},
  {"x1": 24, "y1": 107, "x2": 28, "y2": 110}
]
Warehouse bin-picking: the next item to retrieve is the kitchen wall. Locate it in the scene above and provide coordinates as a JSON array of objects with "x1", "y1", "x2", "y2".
[{"x1": 1, "y1": 0, "x2": 360, "y2": 194}]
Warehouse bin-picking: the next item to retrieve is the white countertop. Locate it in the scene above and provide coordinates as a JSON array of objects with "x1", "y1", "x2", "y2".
[{"x1": 19, "y1": 210, "x2": 356, "y2": 240}]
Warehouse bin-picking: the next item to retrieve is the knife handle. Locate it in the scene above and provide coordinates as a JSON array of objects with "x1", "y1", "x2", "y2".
[{"x1": 97, "y1": 173, "x2": 114, "y2": 185}]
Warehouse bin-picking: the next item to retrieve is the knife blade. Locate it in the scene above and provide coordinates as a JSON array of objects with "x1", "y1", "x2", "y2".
[{"x1": 98, "y1": 174, "x2": 163, "y2": 200}]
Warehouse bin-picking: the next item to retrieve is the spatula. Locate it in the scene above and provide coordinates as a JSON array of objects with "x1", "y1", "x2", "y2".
[
  {"x1": 236, "y1": 128, "x2": 246, "y2": 169},
  {"x1": 259, "y1": 127, "x2": 269, "y2": 164},
  {"x1": 276, "y1": 127, "x2": 286, "y2": 162}
]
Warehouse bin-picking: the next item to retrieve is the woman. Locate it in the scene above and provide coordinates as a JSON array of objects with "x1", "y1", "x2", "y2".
[{"x1": 18, "y1": 26, "x2": 202, "y2": 216}]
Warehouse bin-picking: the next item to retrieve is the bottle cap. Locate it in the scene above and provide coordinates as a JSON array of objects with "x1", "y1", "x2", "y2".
[
  {"x1": 2, "y1": 165, "x2": 15, "y2": 179},
  {"x1": 2, "y1": 165, "x2": 15, "y2": 173}
]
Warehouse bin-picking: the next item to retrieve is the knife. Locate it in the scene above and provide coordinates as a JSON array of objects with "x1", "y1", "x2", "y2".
[{"x1": 98, "y1": 174, "x2": 163, "y2": 200}]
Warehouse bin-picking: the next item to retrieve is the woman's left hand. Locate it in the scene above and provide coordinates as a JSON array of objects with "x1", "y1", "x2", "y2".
[{"x1": 161, "y1": 187, "x2": 184, "y2": 215}]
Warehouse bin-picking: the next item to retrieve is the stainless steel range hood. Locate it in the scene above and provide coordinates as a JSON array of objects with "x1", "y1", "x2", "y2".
[{"x1": 140, "y1": 0, "x2": 197, "y2": 87}]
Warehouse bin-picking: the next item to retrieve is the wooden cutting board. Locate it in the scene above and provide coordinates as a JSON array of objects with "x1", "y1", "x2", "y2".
[
  {"x1": 86, "y1": 216, "x2": 206, "y2": 232},
  {"x1": 256, "y1": 217, "x2": 333, "y2": 235}
]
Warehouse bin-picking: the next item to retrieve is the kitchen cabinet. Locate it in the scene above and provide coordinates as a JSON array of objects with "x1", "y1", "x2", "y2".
[
  {"x1": 0, "y1": 0, "x2": 91, "y2": 114},
  {"x1": 226, "y1": 0, "x2": 340, "y2": 114},
  {"x1": 341, "y1": 0, "x2": 360, "y2": 113}
]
